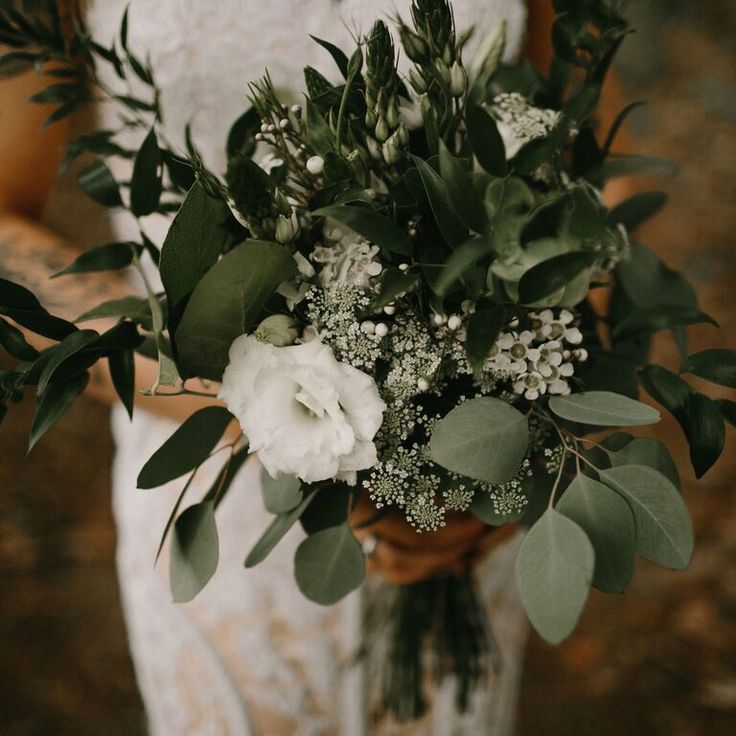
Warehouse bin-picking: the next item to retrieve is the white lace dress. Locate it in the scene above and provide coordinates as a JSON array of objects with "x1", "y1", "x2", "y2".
[{"x1": 84, "y1": 2, "x2": 530, "y2": 734}]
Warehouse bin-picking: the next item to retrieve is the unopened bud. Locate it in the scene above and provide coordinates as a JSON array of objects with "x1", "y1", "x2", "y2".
[
  {"x1": 375, "y1": 117, "x2": 390, "y2": 143},
  {"x1": 381, "y1": 135, "x2": 401, "y2": 165},
  {"x1": 306, "y1": 155, "x2": 324, "y2": 175},
  {"x1": 449, "y1": 62, "x2": 467, "y2": 97},
  {"x1": 255, "y1": 314, "x2": 299, "y2": 347},
  {"x1": 409, "y1": 69, "x2": 427, "y2": 95},
  {"x1": 275, "y1": 213, "x2": 298, "y2": 244},
  {"x1": 386, "y1": 100, "x2": 400, "y2": 129}
]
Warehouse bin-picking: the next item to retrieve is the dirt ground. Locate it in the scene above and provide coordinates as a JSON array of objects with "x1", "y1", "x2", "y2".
[{"x1": 1, "y1": 2, "x2": 735, "y2": 734}]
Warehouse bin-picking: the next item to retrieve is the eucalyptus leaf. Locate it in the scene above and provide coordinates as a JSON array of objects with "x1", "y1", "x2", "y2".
[
  {"x1": 429, "y1": 397, "x2": 529, "y2": 484},
  {"x1": 549, "y1": 391, "x2": 660, "y2": 426},
  {"x1": 76, "y1": 296, "x2": 154, "y2": 331},
  {"x1": 175, "y1": 241, "x2": 297, "y2": 380},
  {"x1": 169, "y1": 501, "x2": 219, "y2": 603},
  {"x1": 557, "y1": 475, "x2": 636, "y2": 593},
  {"x1": 609, "y1": 437, "x2": 681, "y2": 489},
  {"x1": 600, "y1": 465, "x2": 693, "y2": 570},
  {"x1": 137, "y1": 406, "x2": 234, "y2": 489},
  {"x1": 77, "y1": 160, "x2": 122, "y2": 208},
  {"x1": 515, "y1": 509, "x2": 594, "y2": 644},
  {"x1": 51, "y1": 242, "x2": 135, "y2": 278},
  {"x1": 294, "y1": 523, "x2": 365, "y2": 605},
  {"x1": 465, "y1": 304, "x2": 506, "y2": 373},
  {"x1": 261, "y1": 468, "x2": 302, "y2": 514},
  {"x1": 29, "y1": 371, "x2": 89, "y2": 451},
  {"x1": 37, "y1": 329, "x2": 98, "y2": 395}
]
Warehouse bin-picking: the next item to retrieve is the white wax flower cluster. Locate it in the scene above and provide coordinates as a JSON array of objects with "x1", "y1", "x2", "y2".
[
  {"x1": 219, "y1": 336, "x2": 385, "y2": 484},
  {"x1": 312, "y1": 228, "x2": 383, "y2": 288}
]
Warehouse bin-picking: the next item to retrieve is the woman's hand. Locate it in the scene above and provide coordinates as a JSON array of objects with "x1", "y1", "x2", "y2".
[{"x1": 350, "y1": 493, "x2": 518, "y2": 585}]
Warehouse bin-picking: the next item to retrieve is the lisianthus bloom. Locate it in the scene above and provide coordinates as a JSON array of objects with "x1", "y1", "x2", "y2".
[{"x1": 219, "y1": 336, "x2": 385, "y2": 484}]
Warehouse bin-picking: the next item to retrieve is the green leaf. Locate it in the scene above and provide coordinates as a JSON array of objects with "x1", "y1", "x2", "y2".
[
  {"x1": 466, "y1": 104, "x2": 507, "y2": 176},
  {"x1": 159, "y1": 183, "x2": 230, "y2": 320},
  {"x1": 175, "y1": 241, "x2": 297, "y2": 380},
  {"x1": 681, "y1": 349, "x2": 736, "y2": 389},
  {"x1": 136, "y1": 406, "x2": 233, "y2": 488},
  {"x1": 609, "y1": 437, "x2": 681, "y2": 490},
  {"x1": 602, "y1": 101, "x2": 646, "y2": 156},
  {"x1": 465, "y1": 304, "x2": 506, "y2": 373},
  {"x1": 592, "y1": 155, "x2": 677, "y2": 181},
  {"x1": 607, "y1": 191, "x2": 667, "y2": 230},
  {"x1": 109, "y1": 349, "x2": 135, "y2": 419},
  {"x1": 412, "y1": 155, "x2": 468, "y2": 248},
  {"x1": 612, "y1": 305, "x2": 718, "y2": 342},
  {"x1": 261, "y1": 468, "x2": 302, "y2": 514},
  {"x1": 300, "y1": 484, "x2": 352, "y2": 535},
  {"x1": 435, "y1": 237, "x2": 492, "y2": 296},
  {"x1": 51, "y1": 242, "x2": 134, "y2": 278},
  {"x1": 309, "y1": 34, "x2": 350, "y2": 77},
  {"x1": 294, "y1": 523, "x2": 365, "y2": 605},
  {"x1": 517, "y1": 251, "x2": 599, "y2": 304},
  {"x1": 226, "y1": 106, "x2": 260, "y2": 160},
  {"x1": 718, "y1": 399, "x2": 736, "y2": 428},
  {"x1": 0, "y1": 317, "x2": 39, "y2": 360},
  {"x1": 0, "y1": 278, "x2": 76, "y2": 341},
  {"x1": 305, "y1": 99, "x2": 335, "y2": 155},
  {"x1": 245, "y1": 492, "x2": 315, "y2": 568},
  {"x1": 549, "y1": 391, "x2": 660, "y2": 426},
  {"x1": 639, "y1": 364, "x2": 691, "y2": 415},
  {"x1": 429, "y1": 397, "x2": 529, "y2": 484},
  {"x1": 76, "y1": 296, "x2": 154, "y2": 331},
  {"x1": 313, "y1": 205, "x2": 413, "y2": 257},
  {"x1": 37, "y1": 329, "x2": 99, "y2": 395},
  {"x1": 438, "y1": 140, "x2": 488, "y2": 233},
  {"x1": 169, "y1": 501, "x2": 219, "y2": 603},
  {"x1": 371, "y1": 268, "x2": 418, "y2": 312},
  {"x1": 515, "y1": 509, "x2": 594, "y2": 644},
  {"x1": 130, "y1": 127, "x2": 163, "y2": 217},
  {"x1": 557, "y1": 475, "x2": 636, "y2": 593},
  {"x1": 77, "y1": 160, "x2": 122, "y2": 208},
  {"x1": 684, "y1": 392, "x2": 725, "y2": 479},
  {"x1": 599, "y1": 465, "x2": 693, "y2": 570},
  {"x1": 29, "y1": 371, "x2": 89, "y2": 451}
]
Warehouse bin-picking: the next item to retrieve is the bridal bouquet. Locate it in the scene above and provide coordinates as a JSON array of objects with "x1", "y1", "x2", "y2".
[{"x1": 2, "y1": 0, "x2": 734, "y2": 719}]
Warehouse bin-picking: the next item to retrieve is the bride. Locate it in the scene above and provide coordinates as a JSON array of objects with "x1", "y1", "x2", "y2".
[{"x1": 0, "y1": 1, "x2": 625, "y2": 733}]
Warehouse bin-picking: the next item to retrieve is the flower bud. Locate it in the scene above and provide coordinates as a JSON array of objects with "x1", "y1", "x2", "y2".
[
  {"x1": 386, "y1": 100, "x2": 400, "y2": 129},
  {"x1": 255, "y1": 314, "x2": 299, "y2": 347},
  {"x1": 398, "y1": 123, "x2": 409, "y2": 146},
  {"x1": 275, "y1": 213, "x2": 298, "y2": 244},
  {"x1": 306, "y1": 155, "x2": 324, "y2": 175},
  {"x1": 381, "y1": 134, "x2": 401, "y2": 165},
  {"x1": 449, "y1": 62, "x2": 467, "y2": 97},
  {"x1": 366, "y1": 136, "x2": 382, "y2": 160},
  {"x1": 400, "y1": 28, "x2": 427, "y2": 62},
  {"x1": 409, "y1": 69, "x2": 427, "y2": 95},
  {"x1": 365, "y1": 109, "x2": 377, "y2": 130},
  {"x1": 434, "y1": 58, "x2": 450, "y2": 84},
  {"x1": 374, "y1": 117, "x2": 390, "y2": 143}
]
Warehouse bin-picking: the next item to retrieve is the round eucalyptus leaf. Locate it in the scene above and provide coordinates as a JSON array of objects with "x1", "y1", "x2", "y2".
[
  {"x1": 294, "y1": 524, "x2": 365, "y2": 605},
  {"x1": 609, "y1": 437, "x2": 681, "y2": 490},
  {"x1": 260, "y1": 467, "x2": 302, "y2": 514},
  {"x1": 429, "y1": 397, "x2": 529, "y2": 484},
  {"x1": 549, "y1": 391, "x2": 660, "y2": 426},
  {"x1": 599, "y1": 465, "x2": 693, "y2": 570},
  {"x1": 557, "y1": 475, "x2": 636, "y2": 593},
  {"x1": 515, "y1": 509, "x2": 594, "y2": 644}
]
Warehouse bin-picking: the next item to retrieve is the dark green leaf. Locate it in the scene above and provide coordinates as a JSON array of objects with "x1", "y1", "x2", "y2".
[
  {"x1": 130, "y1": 127, "x2": 163, "y2": 217},
  {"x1": 518, "y1": 251, "x2": 599, "y2": 304},
  {"x1": 77, "y1": 160, "x2": 122, "y2": 208},
  {"x1": 435, "y1": 237, "x2": 492, "y2": 296},
  {"x1": 309, "y1": 34, "x2": 350, "y2": 77},
  {"x1": 28, "y1": 82, "x2": 84, "y2": 105},
  {"x1": 260, "y1": 468, "x2": 302, "y2": 514},
  {"x1": 412, "y1": 155, "x2": 468, "y2": 248},
  {"x1": 599, "y1": 465, "x2": 693, "y2": 570},
  {"x1": 305, "y1": 99, "x2": 334, "y2": 155},
  {"x1": 226, "y1": 106, "x2": 260, "y2": 160},
  {"x1": 245, "y1": 492, "x2": 315, "y2": 568},
  {"x1": 300, "y1": 484, "x2": 352, "y2": 535},
  {"x1": 607, "y1": 191, "x2": 667, "y2": 230},
  {"x1": 438, "y1": 140, "x2": 488, "y2": 233},
  {"x1": 294, "y1": 523, "x2": 365, "y2": 605},
  {"x1": 718, "y1": 399, "x2": 736, "y2": 428},
  {"x1": 0, "y1": 317, "x2": 39, "y2": 360},
  {"x1": 466, "y1": 304, "x2": 506, "y2": 373},
  {"x1": 76, "y1": 296, "x2": 154, "y2": 331},
  {"x1": 175, "y1": 241, "x2": 297, "y2": 380},
  {"x1": 612, "y1": 306, "x2": 717, "y2": 342},
  {"x1": 51, "y1": 242, "x2": 134, "y2": 278},
  {"x1": 549, "y1": 391, "x2": 660, "y2": 426},
  {"x1": 430, "y1": 397, "x2": 529, "y2": 484},
  {"x1": 37, "y1": 329, "x2": 98, "y2": 395},
  {"x1": 681, "y1": 349, "x2": 736, "y2": 389},
  {"x1": 557, "y1": 475, "x2": 636, "y2": 593},
  {"x1": 136, "y1": 406, "x2": 233, "y2": 488},
  {"x1": 684, "y1": 392, "x2": 725, "y2": 479},
  {"x1": 109, "y1": 348, "x2": 135, "y2": 419},
  {"x1": 466, "y1": 104, "x2": 507, "y2": 176},
  {"x1": 592, "y1": 155, "x2": 677, "y2": 181},
  {"x1": 169, "y1": 501, "x2": 219, "y2": 602},
  {"x1": 639, "y1": 364, "x2": 691, "y2": 416},
  {"x1": 515, "y1": 509, "x2": 594, "y2": 644},
  {"x1": 313, "y1": 205, "x2": 413, "y2": 256},
  {"x1": 29, "y1": 371, "x2": 89, "y2": 451},
  {"x1": 602, "y1": 101, "x2": 645, "y2": 156},
  {"x1": 371, "y1": 268, "x2": 418, "y2": 311}
]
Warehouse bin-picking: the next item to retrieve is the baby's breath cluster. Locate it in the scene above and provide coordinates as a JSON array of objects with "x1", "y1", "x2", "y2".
[{"x1": 475, "y1": 459, "x2": 533, "y2": 521}]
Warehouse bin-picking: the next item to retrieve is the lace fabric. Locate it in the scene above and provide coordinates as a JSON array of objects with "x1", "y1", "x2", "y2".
[{"x1": 70, "y1": 1, "x2": 532, "y2": 733}]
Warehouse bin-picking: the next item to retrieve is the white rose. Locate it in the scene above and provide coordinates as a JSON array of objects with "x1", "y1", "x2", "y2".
[{"x1": 219, "y1": 336, "x2": 385, "y2": 484}]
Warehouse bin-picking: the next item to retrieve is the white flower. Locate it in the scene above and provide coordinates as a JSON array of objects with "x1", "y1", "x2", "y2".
[
  {"x1": 219, "y1": 336, "x2": 385, "y2": 484},
  {"x1": 492, "y1": 93, "x2": 562, "y2": 159},
  {"x1": 312, "y1": 228, "x2": 383, "y2": 288},
  {"x1": 277, "y1": 252, "x2": 315, "y2": 310}
]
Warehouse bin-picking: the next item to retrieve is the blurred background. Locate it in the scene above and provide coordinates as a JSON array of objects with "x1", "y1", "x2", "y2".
[{"x1": 1, "y1": 1, "x2": 735, "y2": 734}]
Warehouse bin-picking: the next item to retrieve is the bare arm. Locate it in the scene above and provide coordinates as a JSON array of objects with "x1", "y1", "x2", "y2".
[{"x1": 0, "y1": 65, "x2": 216, "y2": 425}]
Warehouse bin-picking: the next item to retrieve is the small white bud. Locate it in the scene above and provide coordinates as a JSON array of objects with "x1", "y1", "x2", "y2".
[
  {"x1": 447, "y1": 314, "x2": 462, "y2": 331},
  {"x1": 260, "y1": 123, "x2": 269, "y2": 133},
  {"x1": 306, "y1": 155, "x2": 324, "y2": 175},
  {"x1": 361, "y1": 320, "x2": 376, "y2": 335},
  {"x1": 398, "y1": 263, "x2": 410, "y2": 272},
  {"x1": 432, "y1": 313, "x2": 447, "y2": 327},
  {"x1": 267, "y1": 124, "x2": 276, "y2": 133},
  {"x1": 290, "y1": 104, "x2": 302, "y2": 114},
  {"x1": 383, "y1": 304, "x2": 396, "y2": 316},
  {"x1": 279, "y1": 118, "x2": 290, "y2": 129},
  {"x1": 375, "y1": 323, "x2": 389, "y2": 338},
  {"x1": 417, "y1": 377, "x2": 431, "y2": 392}
]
